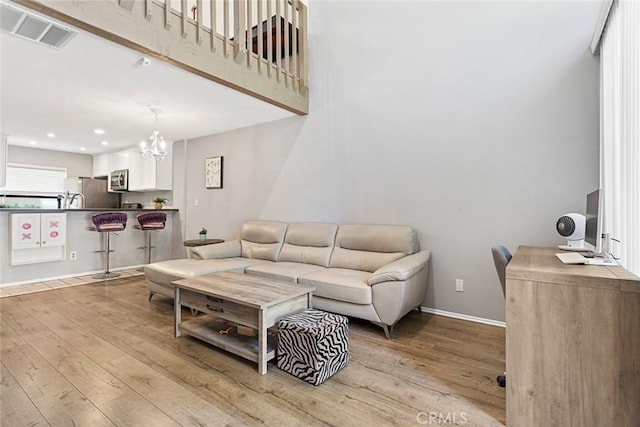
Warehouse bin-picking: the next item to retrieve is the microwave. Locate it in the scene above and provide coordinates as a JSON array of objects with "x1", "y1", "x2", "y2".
[{"x1": 110, "y1": 169, "x2": 129, "y2": 191}]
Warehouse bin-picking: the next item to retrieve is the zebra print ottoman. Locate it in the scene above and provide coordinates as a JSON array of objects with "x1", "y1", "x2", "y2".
[{"x1": 277, "y1": 309, "x2": 349, "y2": 385}]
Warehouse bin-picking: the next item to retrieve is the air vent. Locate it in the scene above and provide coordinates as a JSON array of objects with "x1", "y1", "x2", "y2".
[{"x1": 0, "y1": 2, "x2": 77, "y2": 49}]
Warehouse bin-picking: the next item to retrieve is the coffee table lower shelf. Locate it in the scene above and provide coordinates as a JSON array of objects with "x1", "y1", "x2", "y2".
[{"x1": 179, "y1": 316, "x2": 277, "y2": 364}]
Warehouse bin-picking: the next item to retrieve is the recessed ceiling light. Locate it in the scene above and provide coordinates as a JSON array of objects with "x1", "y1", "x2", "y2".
[
  {"x1": 29, "y1": 140, "x2": 37, "y2": 145},
  {"x1": 79, "y1": 147, "x2": 86, "y2": 151},
  {"x1": 94, "y1": 128, "x2": 105, "y2": 135},
  {"x1": 101, "y1": 141, "x2": 109, "y2": 146},
  {"x1": 47, "y1": 133, "x2": 55, "y2": 138}
]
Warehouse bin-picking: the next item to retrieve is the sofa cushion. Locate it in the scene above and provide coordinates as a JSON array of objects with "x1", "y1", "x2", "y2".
[
  {"x1": 329, "y1": 248, "x2": 405, "y2": 274},
  {"x1": 329, "y1": 224, "x2": 418, "y2": 272},
  {"x1": 144, "y1": 258, "x2": 271, "y2": 285},
  {"x1": 278, "y1": 223, "x2": 338, "y2": 267},
  {"x1": 246, "y1": 262, "x2": 327, "y2": 283},
  {"x1": 298, "y1": 268, "x2": 372, "y2": 305},
  {"x1": 240, "y1": 221, "x2": 288, "y2": 261}
]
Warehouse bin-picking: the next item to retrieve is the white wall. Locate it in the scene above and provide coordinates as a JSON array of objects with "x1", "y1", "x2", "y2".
[{"x1": 179, "y1": 0, "x2": 601, "y2": 322}]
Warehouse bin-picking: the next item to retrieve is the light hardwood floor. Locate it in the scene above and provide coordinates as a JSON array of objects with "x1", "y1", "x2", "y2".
[{"x1": 1, "y1": 276, "x2": 506, "y2": 426}]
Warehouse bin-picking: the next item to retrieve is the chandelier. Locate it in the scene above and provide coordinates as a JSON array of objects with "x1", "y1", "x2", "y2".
[{"x1": 139, "y1": 107, "x2": 168, "y2": 161}]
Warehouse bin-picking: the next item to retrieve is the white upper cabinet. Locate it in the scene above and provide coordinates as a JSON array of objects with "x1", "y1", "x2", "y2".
[
  {"x1": 93, "y1": 143, "x2": 172, "y2": 192},
  {"x1": 127, "y1": 142, "x2": 173, "y2": 191},
  {"x1": 92, "y1": 153, "x2": 109, "y2": 177},
  {"x1": 126, "y1": 147, "x2": 142, "y2": 191},
  {"x1": 108, "y1": 150, "x2": 131, "y2": 172}
]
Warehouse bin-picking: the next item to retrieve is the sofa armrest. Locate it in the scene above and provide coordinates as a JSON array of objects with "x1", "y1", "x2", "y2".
[
  {"x1": 192, "y1": 239, "x2": 241, "y2": 260},
  {"x1": 367, "y1": 250, "x2": 431, "y2": 285}
]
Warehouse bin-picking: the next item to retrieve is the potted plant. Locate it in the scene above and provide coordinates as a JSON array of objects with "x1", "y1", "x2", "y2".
[
  {"x1": 199, "y1": 227, "x2": 208, "y2": 241},
  {"x1": 153, "y1": 196, "x2": 167, "y2": 209}
]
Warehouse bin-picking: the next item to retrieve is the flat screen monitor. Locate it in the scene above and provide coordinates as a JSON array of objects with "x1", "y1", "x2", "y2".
[{"x1": 584, "y1": 189, "x2": 600, "y2": 253}]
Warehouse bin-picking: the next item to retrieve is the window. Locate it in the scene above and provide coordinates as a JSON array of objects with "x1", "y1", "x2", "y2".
[
  {"x1": 599, "y1": 0, "x2": 640, "y2": 276},
  {"x1": 3, "y1": 163, "x2": 67, "y2": 195}
]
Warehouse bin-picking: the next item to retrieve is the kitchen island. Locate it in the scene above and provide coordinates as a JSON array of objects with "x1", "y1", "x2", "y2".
[{"x1": 0, "y1": 208, "x2": 182, "y2": 286}]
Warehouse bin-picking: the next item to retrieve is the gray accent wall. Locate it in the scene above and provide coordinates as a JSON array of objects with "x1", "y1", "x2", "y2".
[
  {"x1": 7, "y1": 145, "x2": 93, "y2": 177},
  {"x1": 180, "y1": 1, "x2": 602, "y2": 322}
]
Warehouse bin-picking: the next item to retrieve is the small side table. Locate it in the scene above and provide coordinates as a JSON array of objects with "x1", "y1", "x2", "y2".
[{"x1": 183, "y1": 238, "x2": 224, "y2": 258}]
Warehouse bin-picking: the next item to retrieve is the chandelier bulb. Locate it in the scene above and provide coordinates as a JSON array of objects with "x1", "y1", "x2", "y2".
[{"x1": 140, "y1": 109, "x2": 168, "y2": 160}]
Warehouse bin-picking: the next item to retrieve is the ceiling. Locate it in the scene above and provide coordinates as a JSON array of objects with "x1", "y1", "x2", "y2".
[{"x1": 0, "y1": 2, "x2": 296, "y2": 155}]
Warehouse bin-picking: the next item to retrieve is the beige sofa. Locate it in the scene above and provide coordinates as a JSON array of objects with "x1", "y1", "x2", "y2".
[{"x1": 144, "y1": 221, "x2": 430, "y2": 337}]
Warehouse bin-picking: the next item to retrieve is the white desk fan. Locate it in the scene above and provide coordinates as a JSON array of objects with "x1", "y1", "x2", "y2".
[{"x1": 556, "y1": 213, "x2": 586, "y2": 251}]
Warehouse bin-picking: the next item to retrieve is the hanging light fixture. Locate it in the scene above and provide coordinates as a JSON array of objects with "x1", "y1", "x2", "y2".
[{"x1": 139, "y1": 107, "x2": 168, "y2": 161}]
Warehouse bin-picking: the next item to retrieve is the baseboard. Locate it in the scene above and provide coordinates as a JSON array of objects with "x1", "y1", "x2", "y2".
[
  {"x1": 1, "y1": 264, "x2": 145, "y2": 288},
  {"x1": 420, "y1": 306, "x2": 505, "y2": 328}
]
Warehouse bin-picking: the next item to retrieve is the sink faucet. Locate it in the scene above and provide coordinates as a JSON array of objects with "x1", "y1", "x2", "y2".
[{"x1": 64, "y1": 191, "x2": 85, "y2": 209}]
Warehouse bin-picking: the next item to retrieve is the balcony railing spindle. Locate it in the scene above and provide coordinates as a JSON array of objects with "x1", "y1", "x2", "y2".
[
  {"x1": 196, "y1": 0, "x2": 203, "y2": 43},
  {"x1": 275, "y1": 0, "x2": 282, "y2": 82},
  {"x1": 257, "y1": 0, "x2": 263, "y2": 74},
  {"x1": 164, "y1": 0, "x2": 171, "y2": 28},
  {"x1": 292, "y1": 0, "x2": 298, "y2": 89},
  {"x1": 283, "y1": 0, "x2": 289, "y2": 87},
  {"x1": 181, "y1": 0, "x2": 188, "y2": 36},
  {"x1": 211, "y1": 0, "x2": 217, "y2": 51},
  {"x1": 246, "y1": 0, "x2": 252, "y2": 68},
  {"x1": 145, "y1": 0, "x2": 152, "y2": 20},
  {"x1": 267, "y1": 0, "x2": 273, "y2": 77},
  {"x1": 223, "y1": 0, "x2": 230, "y2": 57}
]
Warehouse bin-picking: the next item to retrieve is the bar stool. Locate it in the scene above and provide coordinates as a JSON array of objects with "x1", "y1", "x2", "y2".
[
  {"x1": 89, "y1": 212, "x2": 127, "y2": 279},
  {"x1": 135, "y1": 212, "x2": 167, "y2": 269}
]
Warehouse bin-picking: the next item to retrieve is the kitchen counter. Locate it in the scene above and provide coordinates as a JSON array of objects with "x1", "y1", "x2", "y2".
[{"x1": 1, "y1": 209, "x2": 183, "y2": 286}]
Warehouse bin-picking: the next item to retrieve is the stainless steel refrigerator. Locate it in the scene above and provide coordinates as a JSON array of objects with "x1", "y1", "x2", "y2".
[{"x1": 63, "y1": 177, "x2": 121, "y2": 208}]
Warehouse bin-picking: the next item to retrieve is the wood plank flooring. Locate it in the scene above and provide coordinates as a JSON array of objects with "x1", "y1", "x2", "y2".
[{"x1": 0, "y1": 276, "x2": 506, "y2": 426}]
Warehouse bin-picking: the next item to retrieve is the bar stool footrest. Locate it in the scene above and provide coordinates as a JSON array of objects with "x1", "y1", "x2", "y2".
[{"x1": 93, "y1": 271, "x2": 121, "y2": 279}]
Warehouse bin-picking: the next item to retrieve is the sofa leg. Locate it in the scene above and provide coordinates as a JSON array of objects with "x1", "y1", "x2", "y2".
[
  {"x1": 372, "y1": 322, "x2": 394, "y2": 339},
  {"x1": 148, "y1": 291, "x2": 154, "y2": 301},
  {"x1": 382, "y1": 324, "x2": 392, "y2": 339}
]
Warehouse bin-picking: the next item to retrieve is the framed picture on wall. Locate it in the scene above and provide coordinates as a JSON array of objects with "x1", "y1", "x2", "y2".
[{"x1": 205, "y1": 156, "x2": 223, "y2": 189}]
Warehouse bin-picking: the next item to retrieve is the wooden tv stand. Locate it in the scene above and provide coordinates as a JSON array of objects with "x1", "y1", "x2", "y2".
[{"x1": 505, "y1": 246, "x2": 639, "y2": 426}]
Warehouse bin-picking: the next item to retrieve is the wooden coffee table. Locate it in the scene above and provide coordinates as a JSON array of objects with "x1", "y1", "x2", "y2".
[{"x1": 172, "y1": 272, "x2": 314, "y2": 375}]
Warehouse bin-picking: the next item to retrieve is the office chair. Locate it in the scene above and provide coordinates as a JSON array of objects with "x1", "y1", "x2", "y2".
[{"x1": 491, "y1": 245, "x2": 512, "y2": 388}]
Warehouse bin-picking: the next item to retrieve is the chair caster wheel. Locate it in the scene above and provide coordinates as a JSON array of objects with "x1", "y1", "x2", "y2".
[{"x1": 497, "y1": 374, "x2": 506, "y2": 388}]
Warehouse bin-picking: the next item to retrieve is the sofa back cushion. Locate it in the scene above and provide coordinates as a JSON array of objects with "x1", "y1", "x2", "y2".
[
  {"x1": 240, "y1": 221, "x2": 288, "y2": 261},
  {"x1": 278, "y1": 223, "x2": 338, "y2": 267},
  {"x1": 329, "y1": 224, "x2": 419, "y2": 272}
]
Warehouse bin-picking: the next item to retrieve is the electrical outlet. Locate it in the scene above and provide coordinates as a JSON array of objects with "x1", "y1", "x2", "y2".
[
  {"x1": 456, "y1": 279, "x2": 464, "y2": 292},
  {"x1": 194, "y1": 198, "x2": 199, "y2": 207},
  {"x1": 70, "y1": 251, "x2": 77, "y2": 260}
]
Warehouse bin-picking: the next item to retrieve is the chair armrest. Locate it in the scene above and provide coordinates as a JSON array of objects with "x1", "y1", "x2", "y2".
[
  {"x1": 368, "y1": 250, "x2": 431, "y2": 285},
  {"x1": 191, "y1": 239, "x2": 241, "y2": 260}
]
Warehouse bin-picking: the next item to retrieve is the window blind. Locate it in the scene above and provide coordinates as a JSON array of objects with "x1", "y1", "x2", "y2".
[
  {"x1": 3, "y1": 163, "x2": 67, "y2": 195},
  {"x1": 600, "y1": 0, "x2": 640, "y2": 276}
]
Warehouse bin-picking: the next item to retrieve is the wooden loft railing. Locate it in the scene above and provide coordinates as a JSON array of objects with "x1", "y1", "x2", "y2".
[{"x1": 15, "y1": 0, "x2": 309, "y2": 115}]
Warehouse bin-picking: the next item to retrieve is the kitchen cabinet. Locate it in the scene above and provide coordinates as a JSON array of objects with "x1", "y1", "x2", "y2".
[
  {"x1": 96, "y1": 143, "x2": 173, "y2": 192},
  {"x1": 126, "y1": 148, "x2": 142, "y2": 191},
  {"x1": 92, "y1": 153, "x2": 109, "y2": 177},
  {"x1": 108, "y1": 150, "x2": 131, "y2": 172},
  {"x1": 10, "y1": 212, "x2": 67, "y2": 265},
  {"x1": 128, "y1": 142, "x2": 173, "y2": 191}
]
